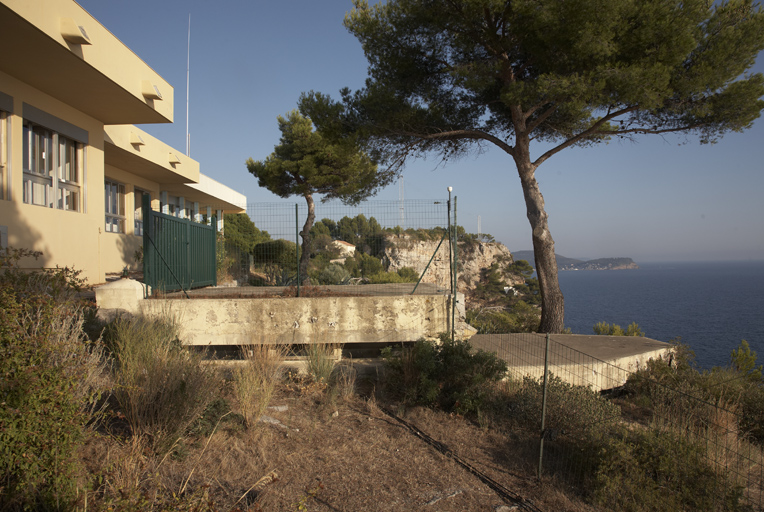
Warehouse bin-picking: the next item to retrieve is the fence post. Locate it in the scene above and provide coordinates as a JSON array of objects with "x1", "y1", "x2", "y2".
[
  {"x1": 538, "y1": 332, "x2": 551, "y2": 479},
  {"x1": 185, "y1": 216, "x2": 191, "y2": 290},
  {"x1": 452, "y1": 195, "x2": 458, "y2": 342},
  {"x1": 295, "y1": 203, "x2": 300, "y2": 298},
  {"x1": 212, "y1": 215, "x2": 217, "y2": 287}
]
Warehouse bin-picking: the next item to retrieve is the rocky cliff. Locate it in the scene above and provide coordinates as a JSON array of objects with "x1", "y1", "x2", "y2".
[{"x1": 384, "y1": 235, "x2": 524, "y2": 292}]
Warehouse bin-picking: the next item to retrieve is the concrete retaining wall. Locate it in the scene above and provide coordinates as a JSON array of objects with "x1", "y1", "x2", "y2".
[{"x1": 95, "y1": 279, "x2": 467, "y2": 345}]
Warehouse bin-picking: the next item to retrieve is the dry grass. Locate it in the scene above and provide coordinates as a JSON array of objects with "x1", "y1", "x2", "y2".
[
  {"x1": 305, "y1": 342, "x2": 340, "y2": 386},
  {"x1": 81, "y1": 378, "x2": 603, "y2": 511},
  {"x1": 105, "y1": 315, "x2": 220, "y2": 454},
  {"x1": 232, "y1": 343, "x2": 288, "y2": 428}
]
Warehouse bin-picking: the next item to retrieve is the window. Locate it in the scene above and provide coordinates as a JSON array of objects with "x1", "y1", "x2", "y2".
[
  {"x1": 105, "y1": 179, "x2": 125, "y2": 233},
  {"x1": 134, "y1": 188, "x2": 149, "y2": 236},
  {"x1": 22, "y1": 120, "x2": 82, "y2": 211}
]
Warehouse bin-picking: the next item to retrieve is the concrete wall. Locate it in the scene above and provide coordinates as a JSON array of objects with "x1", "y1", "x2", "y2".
[
  {"x1": 470, "y1": 333, "x2": 673, "y2": 392},
  {"x1": 95, "y1": 279, "x2": 463, "y2": 345}
]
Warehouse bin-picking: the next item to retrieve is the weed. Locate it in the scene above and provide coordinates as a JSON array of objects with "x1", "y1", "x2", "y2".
[
  {"x1": 233, "y1": 344, "x2": 287, "y2": 428},
  {"x1": 104, "y1": 315, "x2": 219, "y2": 454},
  {"x1": 305, "y1": 342, "x2": 339, "y2": 386},
  {"x1": 293, "y1": 480, "x2": 324, "y2": 511},
  {"x1": 331, "y1": 362, "x2": 357, "y2": 401}
]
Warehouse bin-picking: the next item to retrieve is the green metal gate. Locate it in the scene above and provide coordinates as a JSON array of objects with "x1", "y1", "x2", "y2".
[{"x1": 142, "y1": 194, "x2": 217, "y2": 293}]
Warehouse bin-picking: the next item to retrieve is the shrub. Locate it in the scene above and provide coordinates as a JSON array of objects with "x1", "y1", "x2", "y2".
[
  {"x1": 382, "y1": 335, "x2": 507, "y2": 415},
  {"x1": 624, "y1": 340, "x2": 764, "y2": 443},
  {"x1": 593, "y1": 428, "x2": 745, "y2": 511},
  {"x1": 382, "y1": 339, "x2": 441, "y2": 406},
  {"x1": 233, "y1": 344, "x2": 286, "y2": 428},
  {"x1": 104, "y1": 315, "x2": 219, "y2": 454},
  {"x1": 593, "y1": 321, "x2": 644, "y2": 336},
  {"x1": 397, "y1": 266, "x2": 419, "y2": 281},
  {"x1": 317, "y1": 263, "x2": 351, "y2": 285},
  {"x1": 510, "y1": 375, "x2": 621, "y2": 444},
  {"x1": 0, "y1": 248, "x2": 107, "y2": 510}
]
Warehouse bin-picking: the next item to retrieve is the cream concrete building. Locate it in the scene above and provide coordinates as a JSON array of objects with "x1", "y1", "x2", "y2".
[{"x1": 0, "y1": 0, "x2": 245, "y2": 285}]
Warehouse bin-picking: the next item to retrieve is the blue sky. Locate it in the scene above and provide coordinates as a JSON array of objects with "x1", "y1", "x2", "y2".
[{"x1": 78, "y1": 0, "x2": 764, "y2": 263}]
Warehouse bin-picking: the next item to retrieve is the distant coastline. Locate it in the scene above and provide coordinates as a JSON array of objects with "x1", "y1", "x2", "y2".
[{"x1": 512, "y1": 251, "x2": 639, "y2": 271}]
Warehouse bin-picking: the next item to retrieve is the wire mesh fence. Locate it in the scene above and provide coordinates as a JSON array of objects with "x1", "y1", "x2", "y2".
[
  {"x1": 471, "y1": 332, "x2": 764, "y2": 511},
  {"x1": 217, "y1": 199, "x2": 456, "y2": 296}
]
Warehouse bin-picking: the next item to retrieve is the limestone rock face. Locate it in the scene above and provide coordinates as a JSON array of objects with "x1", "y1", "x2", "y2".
[{"x1": 383, "y1": 235, "x2": 524, "y2": 292}]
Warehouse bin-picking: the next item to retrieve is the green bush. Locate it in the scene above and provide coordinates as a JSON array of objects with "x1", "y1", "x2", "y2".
[
  {"x1": 593, "y1": 428, "x2": 745, "y2": 511},
  {"x1": 382, "y1": 335, "x2": 507, "y2": 415},
  {"x1": 104, "y1": 315, "x2": 219, "y2": 454},
  {"x1": 593, "y1": 321, "x2": 644, "y2": 336},
  {"x1": 366, "y1": 267, "x2": 420, "y2": 284},
  {"x1": 317, "y1": 263, "x2": 351, "y2": 285},
  {"x1": 252, "y1": 239, "x2": 299, "y2": 273},
  {"x1": 381, "y1": 339, "x2": 441, "y2": 406},
  {"x1": 0, "y1": 248, "x2": 106, "y2": 510},
  {"x1": 624, "y1": 340, "x2": 764, "y2": 444},
  {"x1": 396, "y1": 266, "x2": 419, "y2": 281},
  {"x1": 510, "y1": 375, "x2": 621, "y2": 444}
]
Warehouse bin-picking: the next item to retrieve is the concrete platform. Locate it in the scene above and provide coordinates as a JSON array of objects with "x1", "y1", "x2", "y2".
[
  {"x1": 470, "y1": 333, "x2": 672, "y2": 391},
  {"x1": 159, "y1": 282, "x2": 447, "y2": 298}
]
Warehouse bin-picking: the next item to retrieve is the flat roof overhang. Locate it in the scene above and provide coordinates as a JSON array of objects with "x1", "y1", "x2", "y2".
[
  {"x1": 104, "y1": 125, "x2": 199, "y2": 184},
  {"x1": 0, "y1": 3, "x2": 171, "y2": 125},
  {"x1": 162, "y1": 173, "x2": 246, "y2": 214},
  {"x1": 162, "y1": 181, "x2": 246, "y2": 214},
  {"x1": 104, "y1": 143, "x2": 197, "y2": 185}
]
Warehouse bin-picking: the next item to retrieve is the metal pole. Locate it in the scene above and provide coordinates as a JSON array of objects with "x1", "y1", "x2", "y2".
[
  {"x1": 452, "y1": 195, "x2": 457, "y2": 342},
  {"x1": 447, "y1": 188, "x2": 452, "y2": 297},
  {"x1": 538, "y1": 332, "x2": 551, "y2": 479},
  {"x1": 446, "y1": 187, "x2": 453, "y2": 340},
  {"x1": 295, "y1": 203, "x2": 300, "y2": 298}
]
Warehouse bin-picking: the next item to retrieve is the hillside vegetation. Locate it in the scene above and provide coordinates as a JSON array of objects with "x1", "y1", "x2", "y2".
[{"x1": 2, "y1": 248, "x2": 763, "y2": 511}]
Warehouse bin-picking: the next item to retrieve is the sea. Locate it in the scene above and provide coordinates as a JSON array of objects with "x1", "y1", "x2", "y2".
[{"x1": 556, "y1": 261, "x2": 764, "y2": 369}]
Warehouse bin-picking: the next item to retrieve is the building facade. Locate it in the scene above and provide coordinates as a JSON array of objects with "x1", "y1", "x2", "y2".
[{"x1": 0, "y1": 0, "x2": 244, "y2": 284}]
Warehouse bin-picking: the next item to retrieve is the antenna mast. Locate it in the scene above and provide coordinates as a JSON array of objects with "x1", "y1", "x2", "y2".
[{"x1": 185, "y1": 14, "x2": 191, "y2": 156}]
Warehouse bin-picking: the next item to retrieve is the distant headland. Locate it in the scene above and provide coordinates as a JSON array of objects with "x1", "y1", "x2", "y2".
[{"x1": 512, "y1": 251, "x2": 639, "y2": 271}]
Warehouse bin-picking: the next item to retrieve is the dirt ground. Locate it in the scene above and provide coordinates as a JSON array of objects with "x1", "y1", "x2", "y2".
[{"x1": 83, "y1": 381, "x2": 599, "y2": 512}]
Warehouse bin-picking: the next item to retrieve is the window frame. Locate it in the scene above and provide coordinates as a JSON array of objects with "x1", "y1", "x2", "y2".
[
  {"x1": 22, "y1": 119, "x2": 83, "y2": 211},
  {"x1": 104, "y1": 179, "x2": 126, "y2": 234},
  {"x1": 134, "y1": 188, "x2": 149, "y2": 236}
]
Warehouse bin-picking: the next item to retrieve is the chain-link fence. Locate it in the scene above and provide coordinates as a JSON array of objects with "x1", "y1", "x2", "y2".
[
  {"x1": 218, "y1": 199, "x2": 457, "y2": 296},
  {"x1": 472, "y1": 333, "x2": 764, "y2": 511}
]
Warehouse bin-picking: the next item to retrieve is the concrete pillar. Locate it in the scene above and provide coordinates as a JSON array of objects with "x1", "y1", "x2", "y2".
[
  {"x1": 193, "y1": 201, "x2": 201, "y2": 223},
  {"x1": 216, "y1": 209, "x2": 224, "y2": 232},
  {"x1": 160, "y1": 191, "x2": 169, "y2": 215},
  {"x1": 206, "y1": 206, "x2": 212, "y2": 226},
  {"x1": 178, "y1": 197, "x2": 185, "y2": 219}
]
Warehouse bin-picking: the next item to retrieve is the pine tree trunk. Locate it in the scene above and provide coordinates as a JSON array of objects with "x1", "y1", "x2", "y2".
[
  {"x1": 299, "y1": 194, "x2": 316, "y2": 284},
  {"x1": 516, "y1": 160, "x2": 565, "y2": 333}
]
